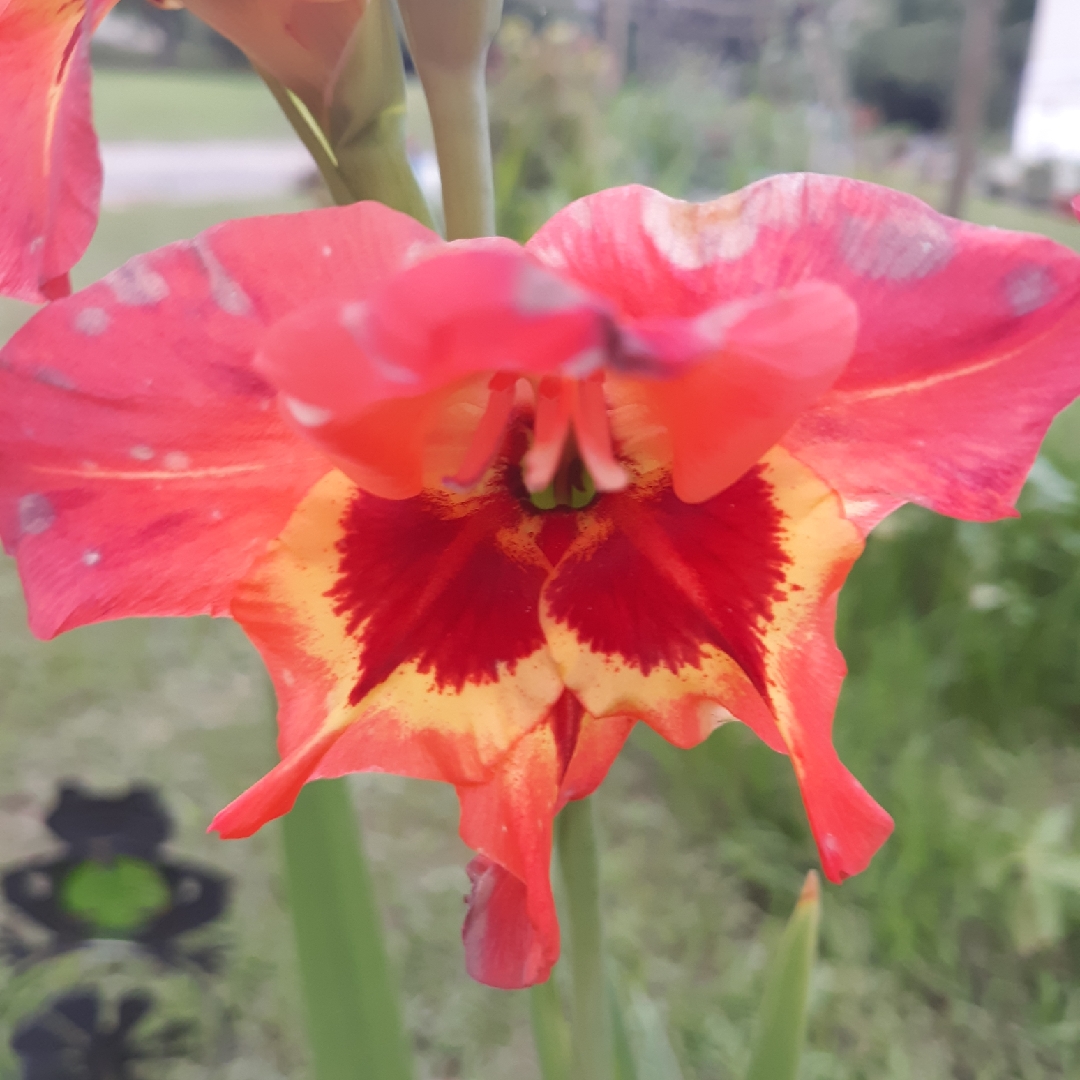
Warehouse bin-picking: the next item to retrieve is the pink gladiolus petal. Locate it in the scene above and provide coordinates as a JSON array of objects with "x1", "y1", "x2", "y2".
[
  {"x1": 0, "y1": 201, "x2": 441, "y2": 635},
  {"x1": 530, "y1": 177, "x2": 1080, "y2": 529}
]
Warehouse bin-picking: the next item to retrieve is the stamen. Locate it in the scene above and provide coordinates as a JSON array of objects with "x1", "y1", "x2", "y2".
[
  {"x1": 442, "y1": 373, "x2": 518, "y2": 492},
  {"x1": 522, "y1": 377, "x2": 573, "y2": 493},
  {"x1": 571, "y1": 375, "x2": 629, "y2": 492}
]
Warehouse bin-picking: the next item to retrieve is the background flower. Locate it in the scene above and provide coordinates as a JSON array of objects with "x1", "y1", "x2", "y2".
[
  {"x1": 0, "y1": 0, "x2": 115, "y2": 302},
  {"x1": 0, "y1": 0, "x2": 368, "y2": 303},
  {"x1": 171, "y1": 0, "x2": 366, "y2": 127}
]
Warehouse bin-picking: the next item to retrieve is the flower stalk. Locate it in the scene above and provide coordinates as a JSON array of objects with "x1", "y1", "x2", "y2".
[
  {"x1": 326, "y1": 0, "x2": 433, "y2": 224},
  {"x1": 397, "y1": 0, "x2": 502, "y2": 238},
  {"x1": 281, "y1": 771, "x2": 413, "y2": 1080},
  {"x1": 530, "y1": 976, "x2": 572, "y2": 1080},
  {"x1": 556, "y1": 797, "x2": 614, "y2": 1080}
]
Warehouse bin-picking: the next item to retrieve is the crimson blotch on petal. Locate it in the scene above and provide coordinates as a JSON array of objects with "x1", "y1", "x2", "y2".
[{"x1": 4, "y1": 177, "x2": 1080, "y2": 987}]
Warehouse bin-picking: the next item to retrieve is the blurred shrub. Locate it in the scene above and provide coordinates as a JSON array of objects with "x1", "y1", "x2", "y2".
[
  {"x1": 608, "y1": 76, "x2": 810, "y2": 197},
  {"x1": 851, "y1": 20, "x2": 960, "y2": 131},
  {"x1": 849, "y1": 0, "x2": 1034, "y2": 132},
  {"x1": 841, "y1": 457, "x2": 1080, "y2": 746},
  {"x1": 488, "y1": 21, "x2": 812, "y2": 236},
  {"x1": 488, "y1": 17, "x2": 615, "y2": 242}
]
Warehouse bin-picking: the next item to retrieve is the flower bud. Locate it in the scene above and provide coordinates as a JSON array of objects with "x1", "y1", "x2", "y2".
[
  {"x1": 395, "y1": 0, "x2": 504, "y2": 239},
  {"x1": 152, "y1": 0, "x2": 367, "y2": 125},
  {"x1": 396, "y1": 0, "x2": 503, "y2": 76}
]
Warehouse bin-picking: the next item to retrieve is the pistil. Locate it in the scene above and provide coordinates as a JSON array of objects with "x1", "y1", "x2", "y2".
[
  {"x1": 445, "y1": 372, "x2": 627, "y2": 503},
  {"x1": 529, "y1": 437, "x2": 598, "y2": 511}
]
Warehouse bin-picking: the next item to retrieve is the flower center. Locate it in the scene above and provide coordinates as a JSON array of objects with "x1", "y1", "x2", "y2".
[
  {"x1": 528, "y1": 439, "x2": 598, "y2": 511},
  {"x1": 443, "y1": 372, "x2": 628, "y2": 501}
]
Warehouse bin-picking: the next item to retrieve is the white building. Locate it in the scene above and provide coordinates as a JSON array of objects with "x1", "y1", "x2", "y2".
[{"x1": 1012, "y1": 0, "x2": 1080, "y2": 163}]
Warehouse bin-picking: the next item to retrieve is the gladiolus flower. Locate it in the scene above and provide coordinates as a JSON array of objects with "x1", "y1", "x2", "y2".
[
  {"x1": 0, "y1": 0, "x2": 367, "y2": 302},
  {"x1": 3, "y1": 176, "x2": 1080, "y2": 988}
]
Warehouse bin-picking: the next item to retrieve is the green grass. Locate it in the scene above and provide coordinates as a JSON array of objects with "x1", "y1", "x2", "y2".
[
  {"x1": 852, "y1": 165, "x2": 1080, "y2": 253},
  {"x1": 91, "y1": 69, "x2": 293, "y2": 142},
  {"x1": 966, "y1": 198, "x2": 1080, "y2": 252}
]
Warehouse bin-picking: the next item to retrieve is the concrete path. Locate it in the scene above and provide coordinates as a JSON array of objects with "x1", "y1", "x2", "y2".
[
  {"x1": 99, "y1": 141, "x2": 442, "y2": 209},
  {"x1": 100, "y1": 141, "x2": 317, "y2": 207}
]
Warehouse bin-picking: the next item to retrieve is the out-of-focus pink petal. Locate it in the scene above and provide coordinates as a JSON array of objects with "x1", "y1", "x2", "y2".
[
  {"x1": 622, "y1": 282, "x2": 858, "y2": 503},
  {"x1": 255, "y1": 248, "x2": 618, "y2": 497},
  {"x1": 258, "y1": 248, "x2": 611, "y2": 405},
  {"x1": 0, "y1": 0, "x2": 117, "y2": 301},
  {"x1": 258, "y1": 244, "x2": 860, "y2": 501}
]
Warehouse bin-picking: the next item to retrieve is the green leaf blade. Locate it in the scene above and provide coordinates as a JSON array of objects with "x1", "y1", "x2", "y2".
[
  {"x1": 531, "y1": 977, "x2": 572, "y2": 1080},
  {"x1": 746, "y1": 871, "x2": 822, "y2": 1080},
  {"x1": 626, "y1": 988, "x2": 685, "y2": 1080}
]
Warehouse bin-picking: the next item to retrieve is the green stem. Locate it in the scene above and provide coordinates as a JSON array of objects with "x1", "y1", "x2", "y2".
[
  {"x1": 333, "y1": 112, "x2": 434, "y2": 225},
  {"x1": 421, "y1": 67, "x2": 497, "y2": 239},
  {"x1": 282, "y1": 777, "x2": 414, "y2": 1080},
  {"x1": 530, "y1": 977, "x2": 572, "y2": 1080},
  {"x1": 556, "y1": 798, "x2": 613, "y2": 1080},
  {"x1": 608, "y1": 979, "x2": 639, "y2": 1080}
]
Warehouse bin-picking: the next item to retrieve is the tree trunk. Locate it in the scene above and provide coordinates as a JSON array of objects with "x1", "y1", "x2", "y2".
[
  {"x1": 603, "y1": 0, "x2": 631, "y2": 86},
  {"x1": 944, "y1": 0, "x2": 1002, "y2": 218}
]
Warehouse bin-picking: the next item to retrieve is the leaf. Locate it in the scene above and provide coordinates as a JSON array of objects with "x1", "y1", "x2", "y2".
[
  {"x1": 282, "y1": 778, "x2": 414, "y2": 1080},
  {"x1": 626, "y1": 988, "x2": 685, "y2": 1080},
  {"x1": 1014, "y1": 805, "x2": 1080, "y2": 954},
  {"x1": 608, "y1": 978, "x2": 638, "y2": 1080},
  {"x1": 745, "y1": 871, "x2": 821, "y2": 1080},
  {"x1": 530, "y1": 977, "x2": 572, "y2": 1080}
]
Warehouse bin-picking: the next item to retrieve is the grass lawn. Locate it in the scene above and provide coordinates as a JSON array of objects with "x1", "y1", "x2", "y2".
[
  {"x1": 91, "y1": 69, "x2": 294, "y2": 142},
  {"x1": 854, "y1": 164, "x2": 1080, "y2": 252},
  {"x1": 966, "y1": 197, "x2": 1080, "y2": 252},
  {"x1": 3, "y1": 67, "x2": 1080, "y2": 1080}
]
